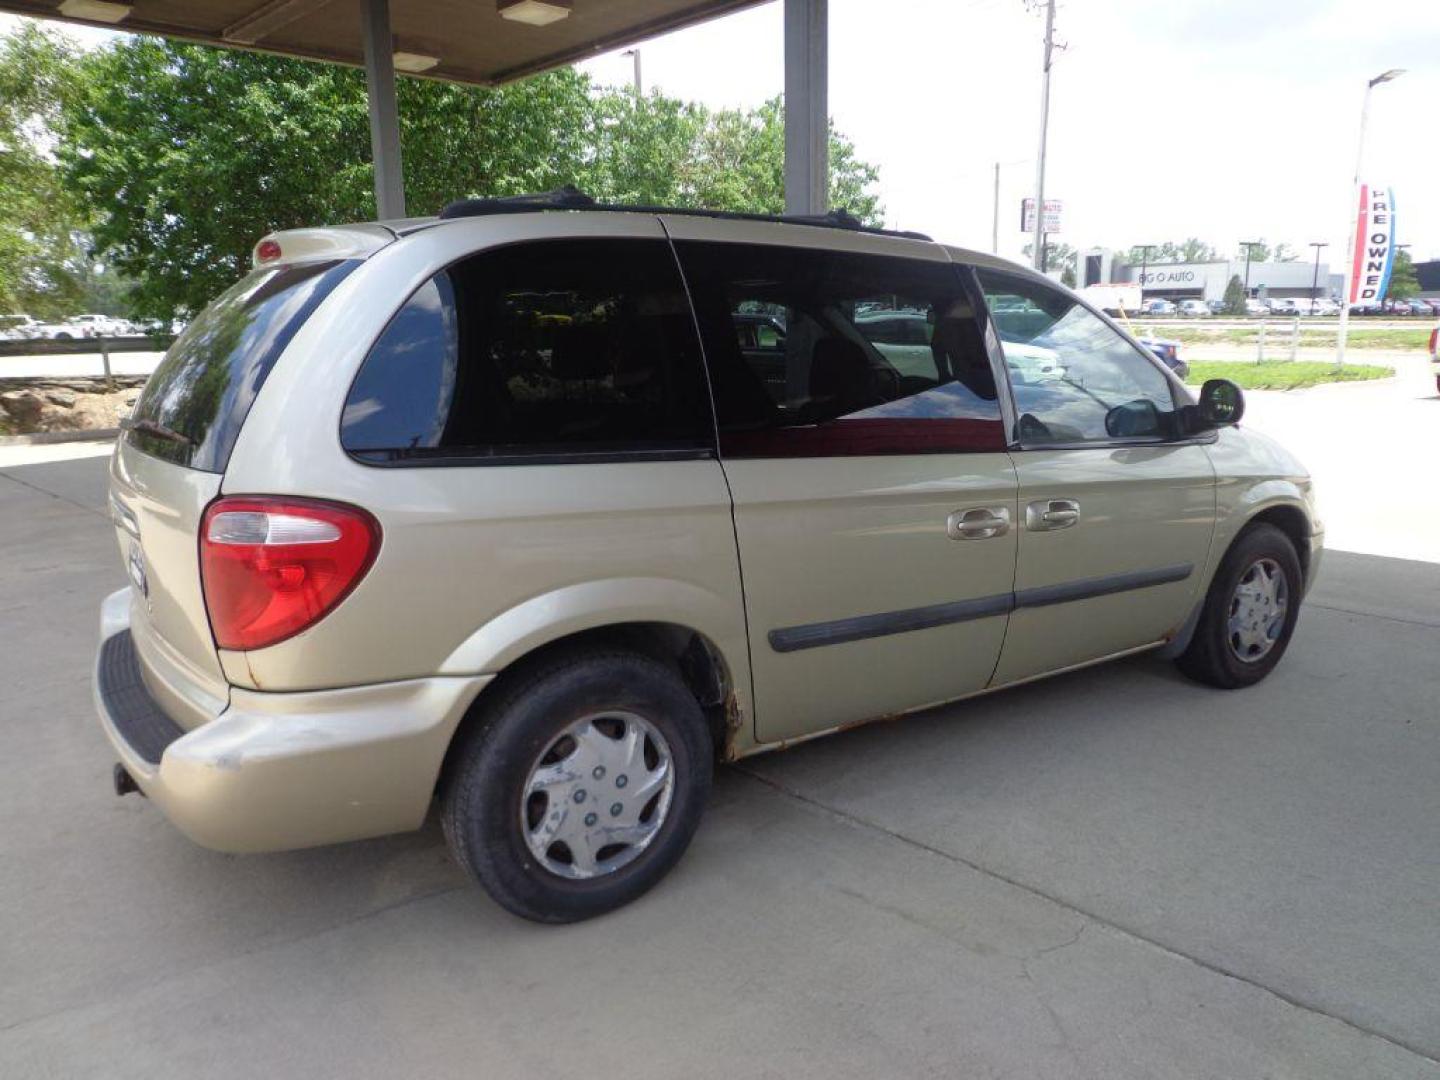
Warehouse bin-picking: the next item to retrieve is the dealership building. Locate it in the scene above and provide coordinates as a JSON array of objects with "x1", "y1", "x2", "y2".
[{"x1": 1081, "y1": 249, "x2": 1343, "y2": 303}]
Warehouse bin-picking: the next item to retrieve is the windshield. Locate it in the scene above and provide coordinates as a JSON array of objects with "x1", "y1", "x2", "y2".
[{"x1": 126, "y1": 259, "x2": 356, "y2": 471}]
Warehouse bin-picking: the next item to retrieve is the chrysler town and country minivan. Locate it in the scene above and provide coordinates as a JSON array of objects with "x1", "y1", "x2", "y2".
[{"x1": 95, "y1": 190, "x2": 1321, "y2": 922}]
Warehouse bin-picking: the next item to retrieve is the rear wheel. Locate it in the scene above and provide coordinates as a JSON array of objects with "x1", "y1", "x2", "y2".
[
  {"x1": 442, "y1": 648, "x2": 713, "y2": 923},
  {"x1": 1176, "y1": 523, "x2": 1303, "y2": 689}
]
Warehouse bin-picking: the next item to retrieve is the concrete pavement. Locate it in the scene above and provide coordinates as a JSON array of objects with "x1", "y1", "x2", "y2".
[
  {"x1": 1, "y1": 427, "x2": 1437, "y2": 1077},
  {"x1": 1241, "y1": 352, "x2": 1440, "y2": 563},
  {"x1": 0, "y1": 349, "x2": 164, "y2": 380}
]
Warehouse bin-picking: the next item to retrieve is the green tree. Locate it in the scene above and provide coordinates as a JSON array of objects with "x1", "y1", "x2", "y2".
[
  {"x1": 1386, "y1": 249, "x2": 1419, "y2": 300},
  {"x1": 1023, "y1": 240, "x2": 1077, "y2": 283},
  {"x1": 1222, "y1": 274, "x2": 1247, "y2": 315},
  {"x1": 54, "y1": 37, "x2": 883, "y2": 320},
  {"x1": 0, "y1": 24, "x2": 89, "y2": 317}
]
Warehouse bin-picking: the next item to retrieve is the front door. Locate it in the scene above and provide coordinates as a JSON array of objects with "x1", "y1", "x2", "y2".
[
  {"x1": 972, "y1": 266, "x2": 1217, "y2": 684},
  {"x1": 670, "y1": 220, "x2": 1019, "y2": 743}
]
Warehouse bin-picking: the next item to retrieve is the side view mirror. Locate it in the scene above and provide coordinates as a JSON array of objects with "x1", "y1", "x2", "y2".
[
  {"x1": 1197, "y1": 378, "x2": 1245, "y2": 427},
  {"x1": 1104, "y1": 398, "x2": 1163, "y2": 438}
]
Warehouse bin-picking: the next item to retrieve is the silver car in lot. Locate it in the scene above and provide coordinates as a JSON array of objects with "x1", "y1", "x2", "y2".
[{"x1": 95, "y1": 193, "x2": 1322, "y2": 921}]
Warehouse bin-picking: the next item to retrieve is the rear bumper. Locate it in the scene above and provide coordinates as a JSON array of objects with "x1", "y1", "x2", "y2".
[{"x1": 95, "y1": 588, "x2": 491, "y2": 853}]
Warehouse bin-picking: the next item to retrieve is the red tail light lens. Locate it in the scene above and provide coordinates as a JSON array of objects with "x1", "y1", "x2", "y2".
[{"x1": 200, "y1": 496, "x2": 380, "y2": 651}]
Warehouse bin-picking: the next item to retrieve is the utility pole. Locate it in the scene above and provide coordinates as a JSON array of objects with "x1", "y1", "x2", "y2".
[
  {"x1": 622, "y1": 48, "x2": 643, "y2": 96},
  {"x1": 1337, "y1": 69, "x2": 1403, "y2": 369},
  {"x1": 1308, "y1": 242, "x2": 1328, "y2": 314},
  {"x1": 1029, "y1": 0, "x2": 1056, "y2": 271},
  {"x1": 992, "y1": 162, "x2": 1001, "y2": 254}
]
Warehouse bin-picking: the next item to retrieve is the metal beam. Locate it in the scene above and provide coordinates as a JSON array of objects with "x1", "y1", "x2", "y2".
[
  {"x1": 783, "y1": 0, "x2": 827, "y2": 216},
  {"x1": 222, "y1": 0, "x2": 331, "y2": 45},
  {"x1": 360, "y1": 0, "x2": 406, "y2": 220}
]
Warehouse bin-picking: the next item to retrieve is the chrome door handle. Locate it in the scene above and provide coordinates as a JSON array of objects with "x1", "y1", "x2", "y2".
[
  {"x1": 947, "y1": 506, "x2": 1011, "y2": 540},
  {"x1": 1026, "y1": 498, "x2": 1080, "y2": 531}
]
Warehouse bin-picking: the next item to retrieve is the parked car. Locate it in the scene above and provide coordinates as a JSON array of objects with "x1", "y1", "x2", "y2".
[
  {"x1": 1136, "y1": 335, "x2": 1189, "y2": 379},
  {"x1": 65, "y1": 313, "x2": 126, "y2": 337},
  {"x1": 1205, "y1": 300, "x2": 1226, "y2": 314},
  {"x1": 0, "y1": 314, "x2": 39, "y2": 340},
  {"x1": 94, "y1": 194, "x2": 1322, "y2": 922},
  {"x1": 1265, "y1": 298, "x2": 1301, "y2": 317},
  {"x1": 1305, "y1": 298, "x2": 1340, "y2": 316},
  {"x1": 22, "y1": 319, "x2": 81, "y2": 340},
  {"x1": 1245, "y1": 299, "x2": 1269, "y2": 317},
  {"x1": 1142, "y1": 298, "x2": 1176, "y2": 316},
  {"x1": 1177, "y1": 300, "x2": 1210, "y2": 318}
]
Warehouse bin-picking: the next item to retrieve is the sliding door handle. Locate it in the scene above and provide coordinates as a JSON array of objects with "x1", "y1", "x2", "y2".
[
  {"x1": 947, "y1": 506, "x2": 1011, "y2": 540},
  {"x1": 1026, "y1": 498, "x2": 1080, "y2": 531}
]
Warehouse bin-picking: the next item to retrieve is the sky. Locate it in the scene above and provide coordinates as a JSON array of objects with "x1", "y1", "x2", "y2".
[
  {"x1": 6, "y1": 0, "x2": 1437, "y2": 269},
  {"x1": 578, "y1": 0, "x2": 1439, "y2": 267}
]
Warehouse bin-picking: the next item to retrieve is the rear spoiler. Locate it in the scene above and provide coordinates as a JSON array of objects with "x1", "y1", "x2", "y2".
[{"x1": 251, "y1": 223, "x2": 400, "y2": 269}]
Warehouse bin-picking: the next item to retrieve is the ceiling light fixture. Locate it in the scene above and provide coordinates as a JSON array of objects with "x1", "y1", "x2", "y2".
[
  {"x1": 393, "y1": 51, "x2": 441, "y2": 73},
  {"x1": 497, "y1": 1, "x2": 572, "y2": 27},
  {"x1": 57, "y1": 0, "x2": 132, "y2": 22}
]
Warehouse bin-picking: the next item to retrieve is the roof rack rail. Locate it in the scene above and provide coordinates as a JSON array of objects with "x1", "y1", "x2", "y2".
[{"x1": 437, "y1": 187, "x2": 931, "y2": 242}]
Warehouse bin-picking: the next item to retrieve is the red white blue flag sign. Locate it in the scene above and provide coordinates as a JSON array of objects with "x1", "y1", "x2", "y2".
[{"x1": 1349, "y1": 183, "x2": 1396, "y2": 305}]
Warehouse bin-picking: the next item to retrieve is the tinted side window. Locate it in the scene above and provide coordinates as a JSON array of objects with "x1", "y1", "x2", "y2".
[
  {"x1": 975, "y1": 268, "x2": 1179, "y2": 445},
  {"x1": 342, "y1": 239, "x2": 713, "y2": 463},
  {"x1": 128, "y1": 259, "x2": 356, "y2": 471},
  {"x1": 676, "y1": 242, "x2": 1004, "y2": 457}
]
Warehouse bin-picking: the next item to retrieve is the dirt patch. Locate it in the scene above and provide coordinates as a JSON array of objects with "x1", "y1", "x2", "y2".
[{"x1": 0, "y1": 376, "x2": 147, "y2": 436}]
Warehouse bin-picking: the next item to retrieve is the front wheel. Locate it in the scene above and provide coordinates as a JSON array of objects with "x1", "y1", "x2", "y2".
[
  {"x1": 1175, "y1": 523, "x2": 1303, "y2": 689},
  {"x1": 442, "y1": 648, "x2": 713, "y2": 923}
]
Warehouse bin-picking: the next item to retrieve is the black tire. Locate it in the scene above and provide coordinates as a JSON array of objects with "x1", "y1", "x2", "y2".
[
  {"x1": 1176, "y1": 522, "x2": 1303, "y2": 689},
  {"x1": 442, "y1": 647, "x2": 713, "y2": 923}
]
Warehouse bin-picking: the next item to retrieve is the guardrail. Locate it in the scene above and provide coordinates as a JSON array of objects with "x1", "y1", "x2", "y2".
[{"x1": 0, "y1": 335, "x2": 175, "y2": 358}]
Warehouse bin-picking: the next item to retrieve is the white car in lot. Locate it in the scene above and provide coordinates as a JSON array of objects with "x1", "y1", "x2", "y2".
[{"x1": 1177, "y1": 300, "x2": 1210, "y2": 317}]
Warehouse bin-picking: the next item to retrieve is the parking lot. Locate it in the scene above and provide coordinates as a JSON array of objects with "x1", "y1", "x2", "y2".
[{"x1": 2, "y1": 363, "x2": 1438, "y2": 1078}]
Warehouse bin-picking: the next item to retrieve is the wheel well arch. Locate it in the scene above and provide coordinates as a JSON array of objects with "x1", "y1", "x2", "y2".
[
  {"x1": 437, "y1": 622, "x2": 740, "y2": 794},
  {"x1": 1246, "y1": 503, "x2": 1312, "y2": 583}
]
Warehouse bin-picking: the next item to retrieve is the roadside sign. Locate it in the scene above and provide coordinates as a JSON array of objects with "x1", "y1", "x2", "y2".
[{"x1": 1021, "y1": 198, "x2": 1063, "y2": 234}]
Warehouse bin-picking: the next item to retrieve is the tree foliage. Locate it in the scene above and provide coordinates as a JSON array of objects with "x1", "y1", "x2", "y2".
[
  {"x1": 1222, "y1": 274, "x2": 1246, "y2": 315},
  {"x1": 0, "y1": 25, "x2": 90, "y2": 317},
  {"x1": 1386, "y1": 249, "x2": 1419, "y2": 300},
  {"x1": 46, "y1": 35, "x2": 883, "y2": 319},
  {"x1": 1022, "y1": 240, "x2": 1077, "y2": 284},
  {"x1": 1119, "y1": 238, "x2": 1220, "y2": 266}
]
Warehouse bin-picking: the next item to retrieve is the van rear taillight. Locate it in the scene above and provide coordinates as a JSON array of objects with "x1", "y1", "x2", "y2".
[{"x1": 200, "y1": 497, "x2": 380, "y2": 651}]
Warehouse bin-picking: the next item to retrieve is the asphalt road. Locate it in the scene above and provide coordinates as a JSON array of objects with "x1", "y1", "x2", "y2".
[{"x1": 2, "y1": 430, "x2": 1437, "y2": 1077}]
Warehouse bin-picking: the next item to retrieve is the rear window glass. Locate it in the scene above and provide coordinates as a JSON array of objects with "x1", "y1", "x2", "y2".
[
  {"x1": 127, "y1": 259, "x2": 356, "y2": 471},
  {"x1": 340, "y1": 239, "x2": 713, "y2": 464}
]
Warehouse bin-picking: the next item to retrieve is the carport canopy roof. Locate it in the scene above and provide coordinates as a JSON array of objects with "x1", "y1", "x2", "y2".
[{"x1": 2, "y1": 0, "x2": 765, "y2": 84}]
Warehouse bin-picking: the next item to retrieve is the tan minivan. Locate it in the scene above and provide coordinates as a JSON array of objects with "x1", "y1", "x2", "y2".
[{"x1": 96, "y1": 191, "x2": 1322, "y2": 921}]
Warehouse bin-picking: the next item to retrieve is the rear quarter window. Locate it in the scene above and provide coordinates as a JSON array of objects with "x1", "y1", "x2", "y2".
[
  {"x1": 340, "y1": 238, "x2": 713, "y2": 464},
  {"x1": 127, "y1": 260, "x2": 356, "y2": 471}
]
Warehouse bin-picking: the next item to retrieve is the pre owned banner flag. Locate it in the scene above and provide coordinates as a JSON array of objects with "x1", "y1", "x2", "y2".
[{"x1": 1349, "y1": 183, "x2": 1396, "y2": 305}]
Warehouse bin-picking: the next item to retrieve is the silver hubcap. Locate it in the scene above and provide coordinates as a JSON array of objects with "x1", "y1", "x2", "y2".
[
  {"x1": 1227, "y1": 557, "x2": 1289, "y2": 663},
  {"x1": 521, "y1": 712, "x2": 674, "y2": 880}
]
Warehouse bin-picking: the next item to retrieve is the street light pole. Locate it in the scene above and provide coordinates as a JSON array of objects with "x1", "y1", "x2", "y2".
[
  {"x1": 1308, "y1": 242, "x2": 1328, "y2": 314},
  {"x1": 1240, "y1": 240, "x2": 1262, "y2": 305},
  {"x1": 1337, "y1": 68, "x2": 1404, "y2": 369},
  {"x1": 1138, "y1": 245, "x2": 1154, "y2": 310},
  {"x1": 992, "y1": 161, "x2": 1001, "y2": 254},
  {"x1": 622, "y1": 48, "x2": 642, "y2": 96},
  {"x1": 1029, "y1": 0, "x2": 1056, "y2": 271}
]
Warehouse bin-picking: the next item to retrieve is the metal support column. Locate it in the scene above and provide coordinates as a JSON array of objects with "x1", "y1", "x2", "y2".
[
  {"x1": 783, "y1": 0, "x2": 827, "y2": 216},
  {"x1": 361, "y1": 0, "x2": 405, "y2": 220}
]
